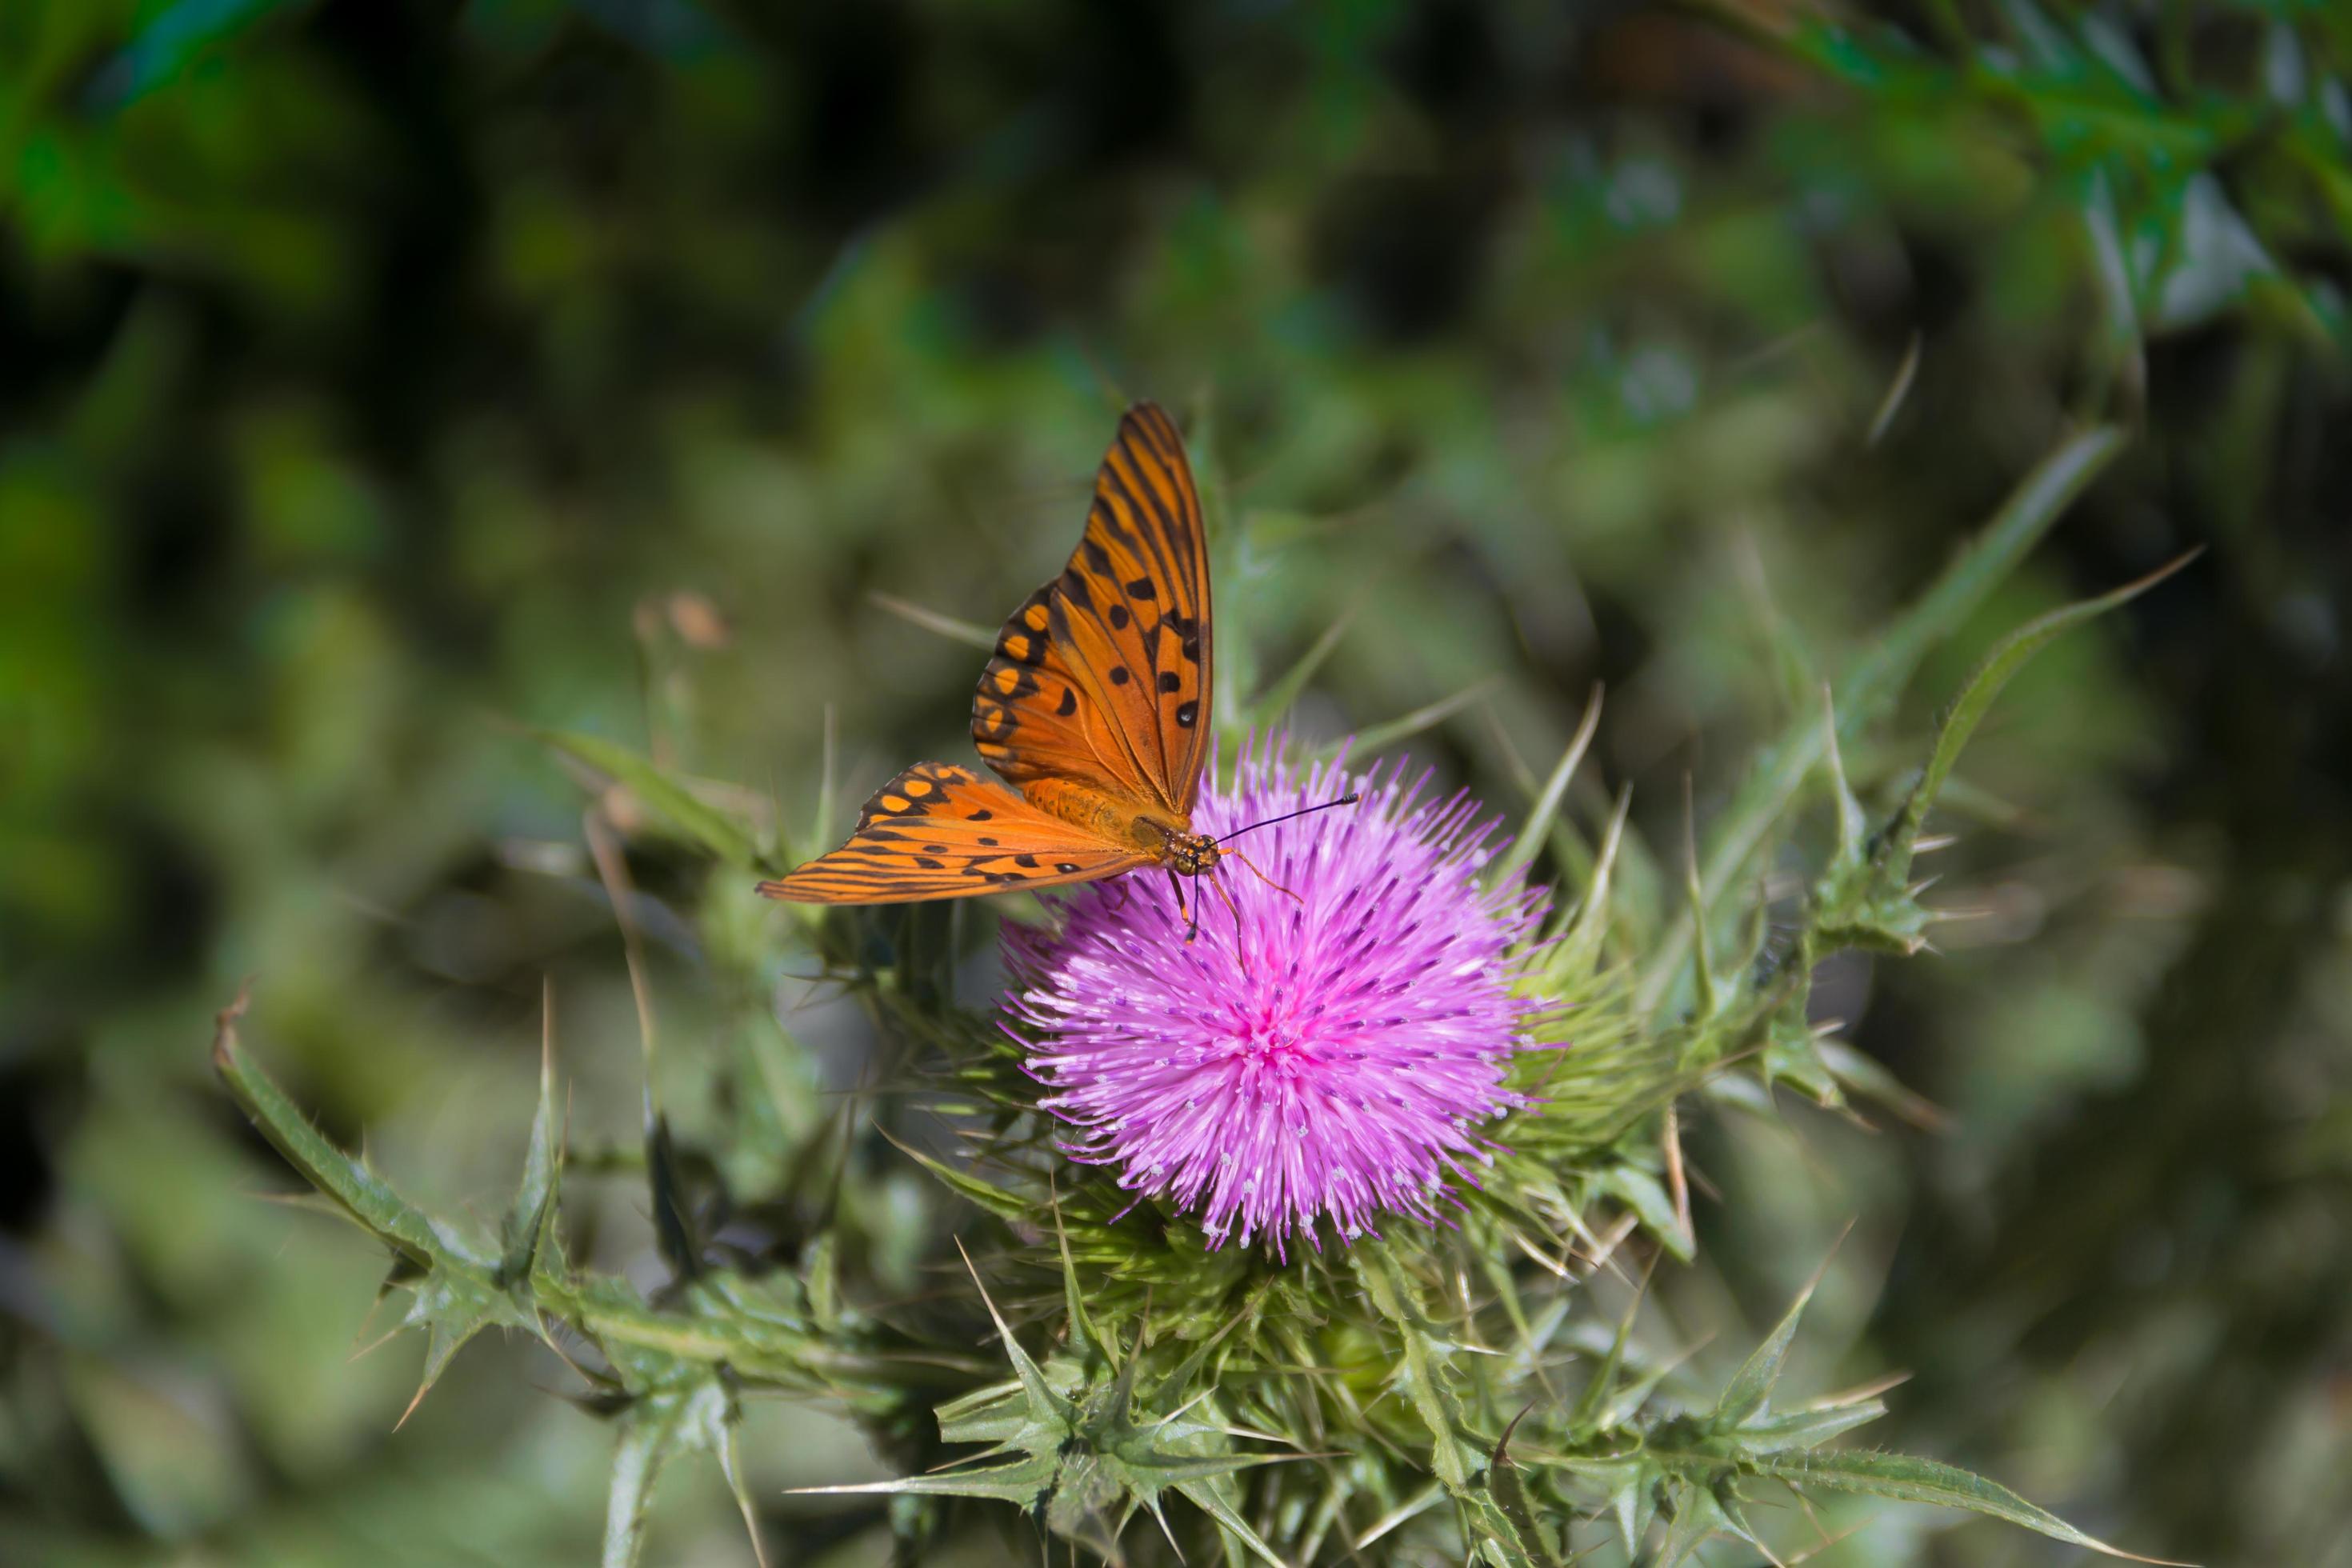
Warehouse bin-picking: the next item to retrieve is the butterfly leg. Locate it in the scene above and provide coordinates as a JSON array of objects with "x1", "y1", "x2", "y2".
[
  {"x1": 1205, "y1": 866, "x2": 1250, "y2": 970},
  {"x1": 1167, "y1": 867, "x2": 1198, "y2": 942},
  {"x1": 1224, "y1": 848, "x2": 1306, "y2": 906}
]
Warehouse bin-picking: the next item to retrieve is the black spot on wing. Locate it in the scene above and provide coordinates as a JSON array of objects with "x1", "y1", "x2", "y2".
[{"x1": 1166, "y1": 610, "x2": 1202, "y2": 661}]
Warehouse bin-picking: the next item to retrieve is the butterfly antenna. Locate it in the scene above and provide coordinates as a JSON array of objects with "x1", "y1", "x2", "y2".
[{"x1": 1218, "y1": 792, "x2": 1362, "y2": 842}]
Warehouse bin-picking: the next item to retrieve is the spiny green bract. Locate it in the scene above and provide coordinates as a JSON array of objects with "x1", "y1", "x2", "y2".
[{"x1": 214, "y1": 402, "x2": 2191, "y2": 1567}]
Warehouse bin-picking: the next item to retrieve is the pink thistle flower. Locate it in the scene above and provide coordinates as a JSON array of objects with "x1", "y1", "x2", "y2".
[{"x1": 1005, "y1": 738, "x2": 1549, "y2": 1256}]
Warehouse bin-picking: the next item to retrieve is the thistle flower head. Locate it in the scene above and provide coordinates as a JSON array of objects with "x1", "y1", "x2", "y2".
[{"x1": 1006, "y1": 738, "x2": 1548, "y2": 1256}]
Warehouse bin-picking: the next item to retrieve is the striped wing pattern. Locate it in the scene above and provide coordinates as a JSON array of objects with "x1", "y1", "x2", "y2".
[
  {"x1": 755, "y1": 763, "x2": 1146, "y2": 904},
  {"x1": 970, "y1": 403, "x2": 1211, "y2": 817}
]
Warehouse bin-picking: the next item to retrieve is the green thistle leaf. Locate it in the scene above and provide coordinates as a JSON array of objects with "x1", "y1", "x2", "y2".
[
  {"x1": 501, "y1": 992, "x2": 563, "y2": 1286},
  {"x1": 395, "y1": 1267, "x2": 533, "y2": 1423},
  {"x1": 802, "y1": 1240, "x2": 1302, "y2": 1566},
  {"x1": 881, "y1": 1130, "x2": 1033, "y2": 1224},
  {"x1": 1488, "y1": 1414, "x2": 1566, "y2": 1568},
  {"x1": 601, "y1": 1373, "x2": 766, "y2": 1568},
  {"x1": 1355, "y1": 1250, "x2": 1480, "y2": 1491},
  {"x1": 1746, "y1": 1447, "x2": 2191, "y2": 1563},
  {"x1": 212, "y1": 991, "x2": 449, "y2": 1272},
  {"x1": 1652, "y1": 1478, "x2": 1733, "y2": 1567},
  {"x1": 214, "y1": 994, "x2": 532, "y2": 1418},
  {"x1": 1722, "y1": 1397, "x2": 1889, "y2": 1455},
  {"x1": 1597, "y1": 1163, "x2": 1692, "y2": 1261},
  {"x1": 1711, "y1": 1249, "x2": 1834, "y2": 1427}
]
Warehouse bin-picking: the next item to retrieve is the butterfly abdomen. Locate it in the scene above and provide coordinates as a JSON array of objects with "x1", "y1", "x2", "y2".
[{"x1": 1021, "y1": 776, "x2": 1186, "y2": 858}]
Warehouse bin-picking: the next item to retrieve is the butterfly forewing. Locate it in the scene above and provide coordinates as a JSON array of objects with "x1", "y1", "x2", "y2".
[
  {"x1": 971, "y1": 403, "x2": 1212, "y2": 816},
  {"x1": 969, "y1": 584, "x2": 1165, "y2": 811},
  {"x1": 757, "y1": 763, "x2": 1148, "y2": 904}
]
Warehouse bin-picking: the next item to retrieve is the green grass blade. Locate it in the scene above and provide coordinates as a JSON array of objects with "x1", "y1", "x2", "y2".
[
  {"x1": 539, "y1": 728, "x2": 766, "y2": 870},
  {"x1": 870, "y1": 590, "x2": 998, "y2": 651},
  {"x1": 1885, "y1": 550, "x2": 2200, "y2": 874},
  {"x1": 1637, "y1": 423, "x2": 2126, "y2": 1015},
  {"x1": 1489, "y1": 685, "x2": 1602, "y2": 891},
  {"x1": 1326, "y1": 678, "x2": 1500, "y2": 762},
  {"x1": 1247, "y1": 608, "x2": 1357, "y2": 729}
]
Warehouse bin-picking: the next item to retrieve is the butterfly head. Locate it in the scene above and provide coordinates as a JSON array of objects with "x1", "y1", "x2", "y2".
[
  {"x1": 1169, "y1": 791, "x2": 1365, "y2": 879},
  {"x1": 1166, "y1": 832, "x2": 1224, "y2": 877},
  {"x1": 1162, "y1": 793, "x2": 1363, "y2": 946}
]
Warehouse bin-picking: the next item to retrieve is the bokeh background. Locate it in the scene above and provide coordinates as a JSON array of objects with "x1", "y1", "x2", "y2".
[{"x1": 4, "y1": 1, "x2": 2349, "y2": 1564}]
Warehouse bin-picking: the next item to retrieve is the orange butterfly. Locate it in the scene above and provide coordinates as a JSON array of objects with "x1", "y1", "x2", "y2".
[{"x1": 757, "y1": 403, "x2": 1348, "y2": 935}]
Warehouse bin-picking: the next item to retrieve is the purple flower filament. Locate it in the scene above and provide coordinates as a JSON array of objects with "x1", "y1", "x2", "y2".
[{"x1": 1006, "y1": 738, "x2": 1549, "y2": 1256}]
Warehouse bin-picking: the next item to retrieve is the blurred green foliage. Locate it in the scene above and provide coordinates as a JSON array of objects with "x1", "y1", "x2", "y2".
[{"x1": 3, "y1": 1, "x2": 2349, "y2": 1564}]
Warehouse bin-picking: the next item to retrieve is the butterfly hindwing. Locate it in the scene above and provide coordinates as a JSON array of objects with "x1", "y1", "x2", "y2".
[
  {"x1": 756, "y1": 763, "x2": 1146, "y2": 904},
  {"x1": 971, "y1": 403, "x2": 1212, "y2": 816}
]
